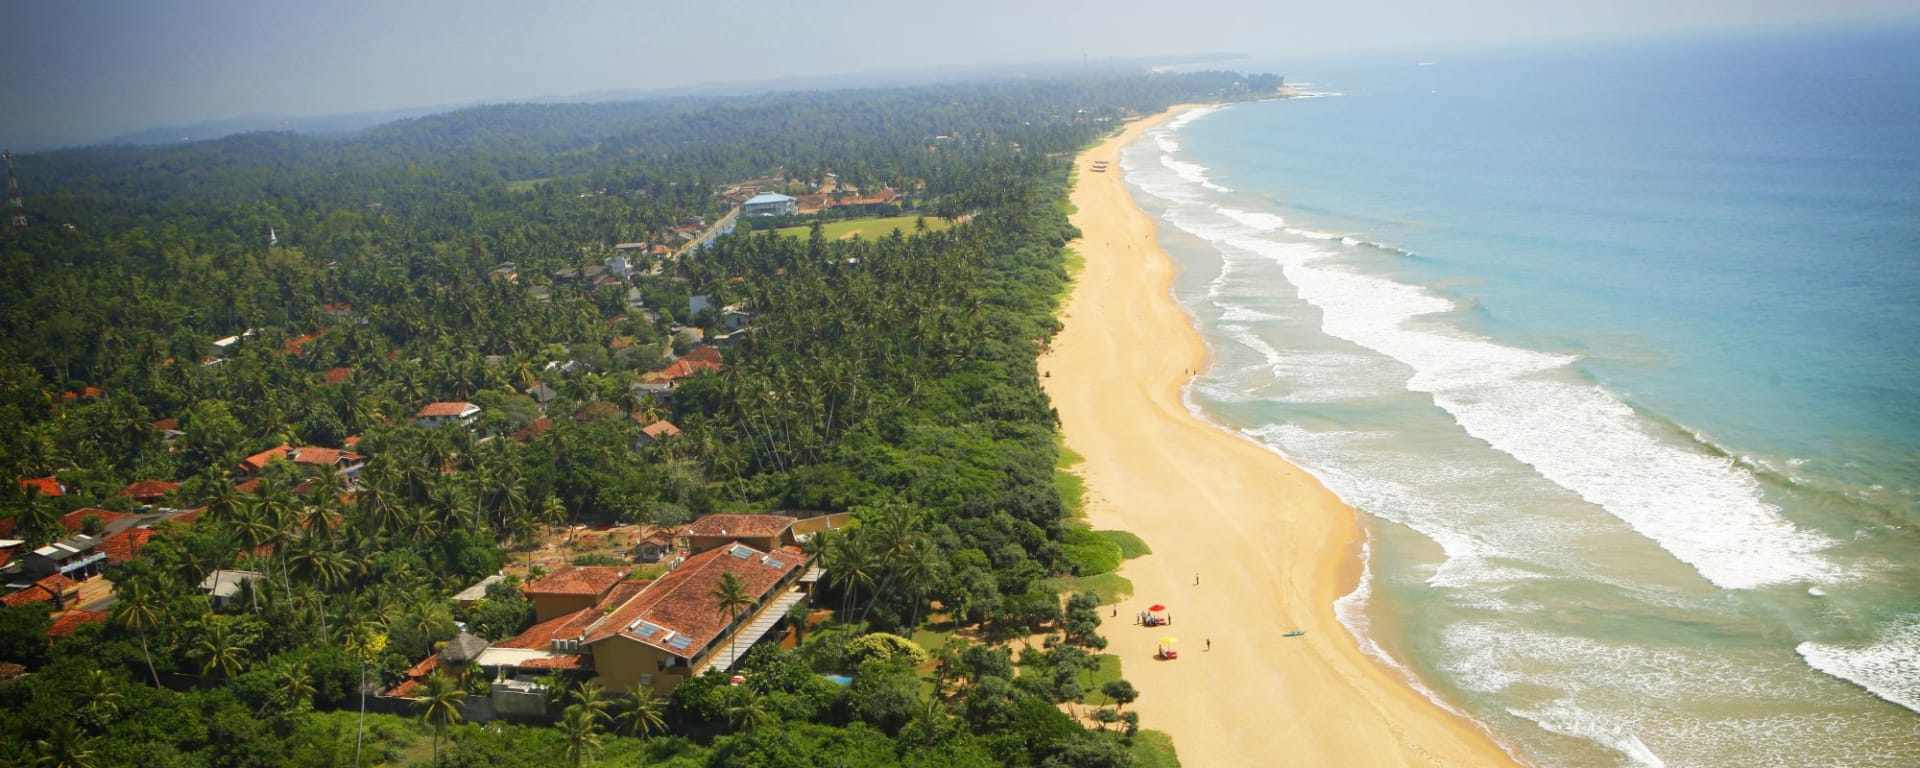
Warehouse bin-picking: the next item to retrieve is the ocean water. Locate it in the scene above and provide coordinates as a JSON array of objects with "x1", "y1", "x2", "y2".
[{"x1": 1127, "y1": 23, "x2": 1920, "y2": 767}]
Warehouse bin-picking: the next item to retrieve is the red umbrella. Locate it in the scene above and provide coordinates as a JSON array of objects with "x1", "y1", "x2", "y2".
[{"x1": 1148, "y1": 604, "x2": 1166, "y2": 612}]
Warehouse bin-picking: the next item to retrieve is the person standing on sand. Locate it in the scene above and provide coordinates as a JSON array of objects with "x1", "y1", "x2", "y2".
[
  {"x1": 1206, "y1": 638, "x2": 1211, "y2": 651},
  {"x1": 1194, "y1": 573, "x2": 1200, "y2": 585}
]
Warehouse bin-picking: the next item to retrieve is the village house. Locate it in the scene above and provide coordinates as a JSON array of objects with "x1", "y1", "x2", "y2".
[
  {"x1": 416, "y1": 402, "x2": 482, "y2": 429},
  {"x1": 632, "y1": 419, "x2": 682, "y2": 448},
  {"x1": 199, "y1": 569, "x2": 267, "y2": 609}
]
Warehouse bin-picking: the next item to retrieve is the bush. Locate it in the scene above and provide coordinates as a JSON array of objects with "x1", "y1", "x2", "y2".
[
  {"x1": 843, "y1": 633, "x2": 929, "y2": 668},
  {"x1": 1059, "y1": 527, "x2": 1121, "y2": 576}
]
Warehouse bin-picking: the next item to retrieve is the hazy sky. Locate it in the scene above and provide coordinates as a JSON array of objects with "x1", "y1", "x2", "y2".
[{"x1": 6, "y1": 0, "x2": 1918, "y2": 150}]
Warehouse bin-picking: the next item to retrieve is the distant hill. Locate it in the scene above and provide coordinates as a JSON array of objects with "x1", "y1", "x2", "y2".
[
  {"x1": 85, "y1": 53, "x2": 1241, "y2": 150},
  {"x1": 94, "y1": 104, "x2": 472, "y2": 147}
]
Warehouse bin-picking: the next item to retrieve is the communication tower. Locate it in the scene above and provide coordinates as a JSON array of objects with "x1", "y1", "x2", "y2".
[{"x1": 4, "y1": 150, "x2": 23, "y2": 231}]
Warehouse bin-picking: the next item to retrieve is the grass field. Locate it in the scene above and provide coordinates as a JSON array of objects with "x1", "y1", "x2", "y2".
[{"x1": 773, "y1": 214, "x2": 951, "y2": 240}]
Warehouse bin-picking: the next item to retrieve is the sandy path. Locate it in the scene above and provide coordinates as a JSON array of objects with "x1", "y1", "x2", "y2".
[{"x1": 1039, "y1": 107, "x2": 1521, "y2": 768}]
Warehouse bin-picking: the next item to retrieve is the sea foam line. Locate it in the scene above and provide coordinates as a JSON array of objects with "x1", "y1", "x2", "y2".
[{"x1": 1796, "y1": 619, "x2": 1920, "y2": 715}]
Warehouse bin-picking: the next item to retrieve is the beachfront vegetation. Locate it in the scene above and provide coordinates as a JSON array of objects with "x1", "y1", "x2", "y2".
[{"x1": 0, "y1": 70, "x2": 1275, "y2": 765}]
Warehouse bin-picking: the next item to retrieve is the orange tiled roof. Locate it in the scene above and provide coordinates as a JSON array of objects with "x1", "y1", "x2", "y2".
[
  {"x1": 3, "y1": 574, "x2": 81, "y2": 608},
  {"x1": 290, "y1": 447, "x2": 361, "y2": 466},
  {"x1": 402, "y1": 654, "x2": 441, "y2": 679},
  {"x1": 582, "y1": 543, "x2": 801, "y2": 658},
  {"x1": 119, "y1": 480, "x2": 181, "y2": 501},
  {"x1": 152, "y1": 418, "x2": 180, "y2": 431},
  {"x1": 682, "y1": 346, "x2": 722, "y2": 365},
  {"x1": 383, "y1": 679, "x2": 424, "y2": 699},
  {"x1": 680, "y1": 513, "x2": 797, "y2": 540},
  {"x1": 240, "y1": 444, "x2": 293, "y2": 472},
  {"x1": 47, "y1": 610, "x2": 108, "y2": 638},
  {"x1": 102, "y1": 528, "x2": 154, "y2": 564},
  {"x1": 322, "y1": 367, "x2": 353, "y2": 385},
  {"x1": 522, "y1": 565, "x2": 630, "y2": 596},
  {"x1": 639, "y1": 420, "x2": 682, "y2": 439},
  {"x1": 58, "y1": 508, "x2": 132, "y2": 535},
  {"x1": 652, "y1": 357, "x2": 721, "y2": 382},
  {"x1": 20, "y1": 477, "x2": 62, "y2": 497},
  {"x1": 416, "y1": 402, "x2": 476, "y2": 418},
  {"x1": 168, "y1": 508, "x2": 205, "y2": 525},
  {"x1": 234, "y1": 477, "x2": 263, "y2": 494}
]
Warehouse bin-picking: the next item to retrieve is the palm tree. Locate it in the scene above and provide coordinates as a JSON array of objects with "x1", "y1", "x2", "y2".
[
  {"x1": 34, "y1": 720, "x2": 99, "y2": 768},
  {"x1": 613, "y1": 683, "x2": 666, "y2": 739},
  {"x1": 76, "y1": 669, "x2": 121, "y2": 720},
  {"x1": 559, "y1": 704, "x2": 602, "y2": 768},
  {"x1": 708, "y1": 571, "x2": 755, "y2": 669},
  {"x1": 275, "y1": 658, "x2": 315, "y2": 714},
  {"x1": 415, "y1": 670, "x2": 465, "y2": 765},
  {"x1": 345, "y1": 623, "x2": 388, "y2": 768},
  {"x1": 724, "y1": 686, "x2": 772, "y2": 733},
  {"x1": 190, "y1": 616, "x2": 247, "y2": 678},
  {"x1": 109, "y1": 581, "x2": 163, "y2": 686},
  {"x1": 830, "y1": 536, "x2": 878, "y2": 617},
  {"x1": 570, "y1": 681, "x2": 612, "y2": 724}
]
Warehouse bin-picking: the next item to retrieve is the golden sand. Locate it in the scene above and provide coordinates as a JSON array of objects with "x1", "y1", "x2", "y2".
[{"x1": 1039, "y1": 107, "x2": 1521, "y2": 768}]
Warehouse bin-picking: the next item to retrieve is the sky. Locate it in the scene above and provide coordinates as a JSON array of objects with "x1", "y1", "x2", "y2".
[{"x1": 5, "y1": 0, "x2": 1919, "y2": 151}]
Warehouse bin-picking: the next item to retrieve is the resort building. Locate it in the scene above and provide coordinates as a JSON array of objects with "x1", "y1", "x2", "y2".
[{"x1": 743, "y1": 193, "x2": 797, "y2": 217}]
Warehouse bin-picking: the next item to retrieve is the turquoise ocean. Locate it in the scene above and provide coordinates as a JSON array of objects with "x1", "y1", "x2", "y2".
[{"x1": 1127, "y1": 22, "x2": 1920, "y2": 767}]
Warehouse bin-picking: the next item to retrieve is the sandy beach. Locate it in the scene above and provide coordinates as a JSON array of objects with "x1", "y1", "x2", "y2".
[{"x1": 1039, "y1": 107, "x2": 1522, "y2": 768}]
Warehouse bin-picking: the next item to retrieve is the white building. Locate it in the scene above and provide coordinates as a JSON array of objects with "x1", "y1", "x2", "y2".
[{"x1": 743, "y1": 193, "x2": 797, "y2": 217}]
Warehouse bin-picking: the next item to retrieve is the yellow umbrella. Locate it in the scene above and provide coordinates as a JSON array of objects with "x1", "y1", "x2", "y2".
[{"x1": 1160, "y1": 637, "x2": 1178, "y2": 644}]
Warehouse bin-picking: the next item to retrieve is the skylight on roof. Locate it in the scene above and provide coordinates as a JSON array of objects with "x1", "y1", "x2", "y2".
[
  {"x1": 668, "y1": 634, "x2": 694, "y2": 650},
  {"x1": 762, "y1": 556, "x2": 785, "y2": 569},
  {"x1": 630, "y1": 619, "x2": 665, "y2": 637},
  {"x1": 728, "y1": 545, "x2": 753, "y2": 559}
]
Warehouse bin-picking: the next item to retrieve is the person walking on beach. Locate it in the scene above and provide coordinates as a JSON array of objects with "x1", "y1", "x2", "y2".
[
  {"x1": 1194, "y1": 573, "x2": 1200, "y2": 586},
  {"x1": 1206, "y1": 638, "x2": 1211, "y2": 651}
]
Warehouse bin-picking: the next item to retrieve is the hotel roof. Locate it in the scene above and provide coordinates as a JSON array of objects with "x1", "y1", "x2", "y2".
[
  {"x1": 680, "y1": 513, "x2": 797, "y2": 540},
  {"x1": 583, "y1": 542, "x2": 802, "y2": 658},
  {"x1": 523, "y1": 565, "x2": 631, "y2": 596}
]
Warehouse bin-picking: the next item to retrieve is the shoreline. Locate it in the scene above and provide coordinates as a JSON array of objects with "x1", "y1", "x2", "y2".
[{"x1": 1040, "y1": 106, "x2": 1522, "y2": 767}]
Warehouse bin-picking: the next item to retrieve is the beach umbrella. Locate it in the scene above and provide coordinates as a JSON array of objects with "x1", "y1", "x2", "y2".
[
  {"x1": 1160, "y1": 637, "x2": 1177, "y2": 644},
  {"x1": 1148, "y1": 604, "x2": 1166, "y2": 612}
]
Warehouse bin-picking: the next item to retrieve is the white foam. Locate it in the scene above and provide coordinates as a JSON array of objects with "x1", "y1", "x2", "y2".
[
  {"x1": 1797, "y1": 619, "x2": 1920, "y2": 714},
  {"x1": 1159, "y1": 154, "x2": 1232, "y2": 193},
  {"x1": 1283, "y1": 226, "x2": 1341, "y2": 240},
  {"x1": 1165, "y1": 104, "x2": 1222, "y2": 130},
  {"x1": 1233, "y1": 236, "x2": 1840, "y2": 590},
  {"x1": 1214, "y1": 206, "x2": 1287, "y2": 232}
]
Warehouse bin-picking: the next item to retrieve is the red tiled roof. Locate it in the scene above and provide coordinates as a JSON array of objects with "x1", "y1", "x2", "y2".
[
  {"x1": 496, "y1": 601, "x2": 615, "y2": 650},
  {"x1": 20, "y1": 477, "x2": 62, "y2": 497},
  {"x1": 234, "y1": 478, "x2": 263, "y2": 494},
  {"x1": 523, "y1": 565, "x2": 630, "y2": 596},
  {"x1": 152, "y1": 418, "x2": 180, "y2": 431},
  {"x1": 639, "y1": 420, "x2": 682, "y2": 439},
  {"x1": 651, "y1": 357, "x2": 721, "y2": 382},
  {"x1": 47, "y1": 610, "x2": 108, "y2": 638},
  {"x1": 682, "y1": 346, "x2": 722, "y2": 365},
  {"x1": 582, "y1": 543, "x2": 802, "y2": 658},
  {"x1": 283, "y1": 330, "x2": 326, "y2": 355},
  {"x1": 61, "y1": 387, "x2": 104, "y2": 401},
  {"x1": 322, "y1": 367, "x2": 354, "y2": 386},
  {"x1": 240, "y1": 444, "x2": 293, "y2": 472},
  {"x1": 680, "y1": 513, "x2": 797, "y2": 540},
  {"x1": 416, "y1": 402, "x2": 477, "y2": 418},
  {"x1": 59, "y1": 508, "x2": 132, "y2": 535},
  {"x1": 383, "y1": 679, "x2": 424, "y2": 699},
  {"x1": 102, "y1": 528, "x2": 154, "y2": 564},
  {"x1": 521, "y1": 655, "x2": 592, "y2": 670},
  {"x1": 0, "y1": 551, "x2": 11, "y2": 568},
  {"x1": 3, "y1": 574, "x2": 81, "y2": 608},
  {"x1": 402, "y1": 654, "x2": 441, "y2": 679},
  {"x1": 119, "y1": 480, "x2": 181, "y2": 501},
  {"x1": 168, "y1": 508, "x2": 205, "y2": 526},
  {"x1": 290, "y1": 447, "x2": 361, "y2": 466}
]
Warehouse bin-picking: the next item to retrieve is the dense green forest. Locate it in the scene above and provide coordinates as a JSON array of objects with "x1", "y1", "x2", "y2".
[{"x1": 0, "y1": 71, "x2": 1273, "y2": 767}]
